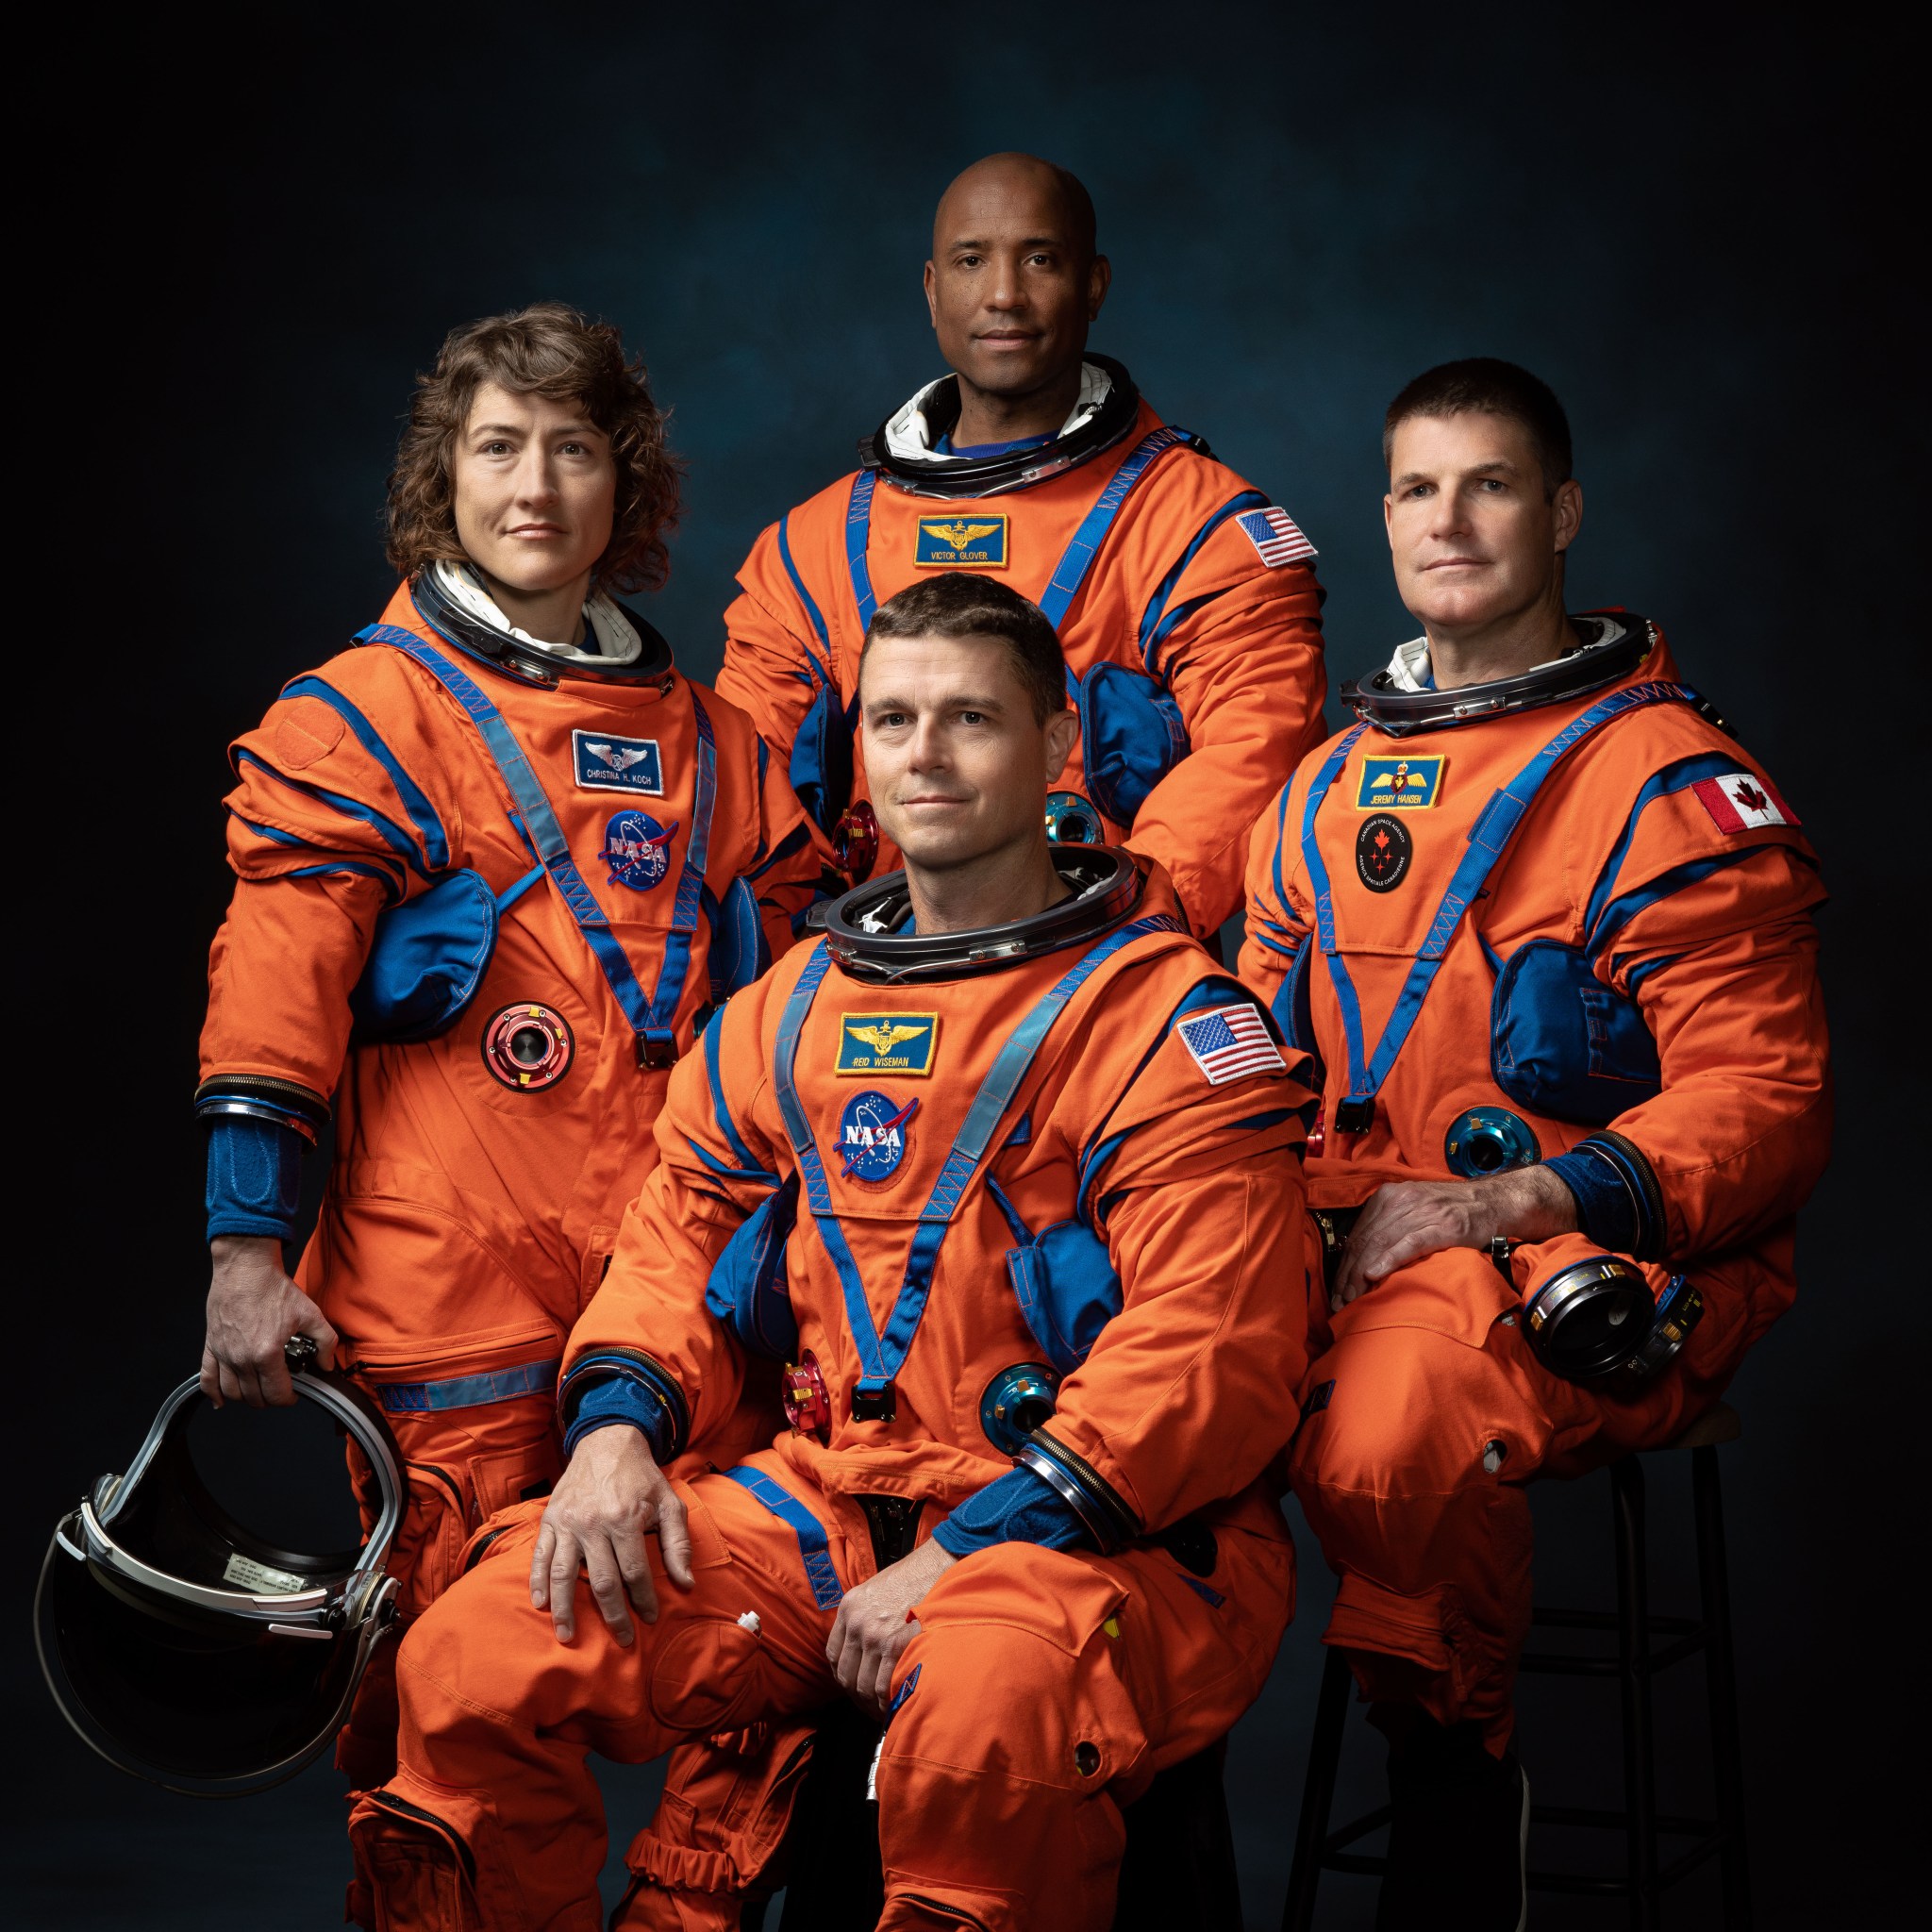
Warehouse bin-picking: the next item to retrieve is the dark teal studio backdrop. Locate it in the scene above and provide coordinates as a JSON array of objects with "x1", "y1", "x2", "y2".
[{"x1": 13, "y1": 6, "x2": 1912, "y2": 1925}]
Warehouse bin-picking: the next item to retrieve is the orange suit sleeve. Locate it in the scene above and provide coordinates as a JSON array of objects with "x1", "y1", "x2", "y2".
[
  {"x1": 559, "y1": 980, "x2": 786, "y2": 1455},
  {"x1": 1566, "y1": 764, "x2": 1829, "y2": 1260},
  {"x1": 714, "y1": 519, "x2": 837, "y2": 774},
  {"x1": 1029, "y1": 974, "x2": 1314, "y2": 1541},
  {"x1": 199, "y1": 653, "x2": 462, "y2": 1112},
  {"x1": 1237, "y1": 769, "x2": 1316, "y2": 1014},
  {"x1": 1126, "y1": 524, "x2": 1326, "y2": 934},
  {"x1": 751, "y1": 734, "x2": 822, "y2": 958}
]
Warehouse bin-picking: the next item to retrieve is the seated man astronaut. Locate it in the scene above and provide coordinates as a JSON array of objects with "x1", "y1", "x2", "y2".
[
  {"x1": 348, "y1": 571, "x2": 1320, "y2": 1932},
  {"x1": 1241, "y1": 358, "x2": 1830, "y2": 1930}
]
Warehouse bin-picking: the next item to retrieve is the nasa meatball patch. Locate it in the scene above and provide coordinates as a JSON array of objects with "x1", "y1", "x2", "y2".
[
  {"x1": 915, "y1": 514, "x2": 1009, "y2": 569},
  {"x1": 1176, "y1": 1004, "x2": 1287, "y2": 1085},
  {"x1": 1690, "y1": 772, "x2": 1797, "y2": 833},
  {"x1": 838, "y1": 1090, "x2": 918, "y2": 1183},
  {"x1": 599, "y1": 810, "x2": 679, "y2": 891},
  {"x1": 573, "y1": 730, "x2": 663, "y2": 794}
]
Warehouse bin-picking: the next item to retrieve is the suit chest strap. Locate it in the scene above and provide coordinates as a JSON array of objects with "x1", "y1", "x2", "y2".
[
  {"x1": 770, "y1": 914, "x2": 1185, "y2": 1414},
  {"x1": 843, "y1": 425, "x2": 1194, "y2": 637},
  {"x1": 1299, "y1": 679, "x2": 1695, "y2": 1125},
  {"x1": 358, "y1": 625, "x2": 717, "y2": 1067}
]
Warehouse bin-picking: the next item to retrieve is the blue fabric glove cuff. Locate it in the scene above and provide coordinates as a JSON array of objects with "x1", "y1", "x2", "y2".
[
  {"x1": 932, "y1": 1466, "x2": 1089, "y2": 1558},
  {"x1": 1544, "y1": 1144, "x2": 1641, "y2": 1256},
  {"x1": 206, "y1": 1115, "x2": 305, "y2": 1242},
  {"x1": 563, "y1": 1374, "x2": 674, "y2": 1460}
]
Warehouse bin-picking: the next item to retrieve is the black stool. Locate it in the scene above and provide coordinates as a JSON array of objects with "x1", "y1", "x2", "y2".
[{"x1": 1283, "y1": 1402, "x2": 1752, "y2": 1930}]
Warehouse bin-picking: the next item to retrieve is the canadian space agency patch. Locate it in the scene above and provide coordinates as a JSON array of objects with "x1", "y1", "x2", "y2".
[
  {"x1": 1356, "y1": 813, "x2": 1412, "y2": 891},
  {"x1": 600, "y1": 810, "x2": 678, "y2": 891},
  {"x1": 839, "y1": 1090, "x2": 918, "y2": 1182},
  {"x1": 573, "y1": 730, "x2": 663, "y2": 793},
  {"x1": 837, "y1": 1013, "x2": 940, "y2": 1076},
  {"x1": 1176, "y1": 1005, "x2": 1286, "y2": 1085},
  {"x1": 915, "y1": 514, "x2": 1009, "y2": 568}
]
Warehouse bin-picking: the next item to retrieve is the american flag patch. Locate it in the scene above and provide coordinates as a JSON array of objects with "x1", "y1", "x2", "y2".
[
  {"x1": 1690, "y1": 772, "x2": 1797, "y2": 834},
  {"x1": 1235, "y1": 506, "x2": 1317, "y2": 569},
  {"x1": 1176, "y1": 1004, "x2": 1286, "y2": 1085}
]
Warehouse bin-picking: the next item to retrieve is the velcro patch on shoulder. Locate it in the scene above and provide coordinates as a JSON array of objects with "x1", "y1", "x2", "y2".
[
  {"x1": 1235, "y1": 506, "x2": 1317, "y2": 568},
  {"x1": 1175, "y1": 1003, "x2": 1287, "y2": 1084},
  {"x1": 273, "y1": 697, "x2": 346, "y2": 770},
  {"x1": 1690, "y1": 772, "x2": 1797, "y2": 833}
]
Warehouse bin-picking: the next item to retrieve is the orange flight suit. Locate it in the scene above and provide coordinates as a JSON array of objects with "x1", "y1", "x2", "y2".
[
  {"x1": 197, "y1": 581, "x2": 816, "y2": 1790},
  {"x1": 714, "y1": 382, "x2": 1327, "y2": 933},
  {"x1": 1238, "y1": 618, "x2": 1829, "y2": 1747},
  {"x1": 352, "y1": 863, "x2": 1315, "y2": 1931}
]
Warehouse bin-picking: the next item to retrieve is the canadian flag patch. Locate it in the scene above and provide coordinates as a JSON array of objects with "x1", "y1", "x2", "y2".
[{"x1": 1690, "y1": 772, "x2": 1798, "y2": 833}]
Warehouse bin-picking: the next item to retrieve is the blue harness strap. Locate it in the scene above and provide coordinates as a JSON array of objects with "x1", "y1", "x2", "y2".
[
  {"x1": 358, "y1": 625, "x2": 717, "y2": 1067},
  {"x1": 373, "y1": 1359, "x2": 560, "y2": 1414},
  {"x1": 776, "y1": 511, "x2": 836, "y2": 691},
  {"x1": 645, "y1": 706, "x2": 719, "y2": 1053},
  {"x1": 1304, "y1": 680, "x2": 1694, "y2": 1119},
  {"x1": 724, "y1": 1466, "x2": 843, "y2": 1609},
  {"x1": 1038, "y1": 425, "x2": 1193, "y2": 629},
  {"x1": 772, "y1": 914, "x2": 1185, "y2": 1407},
  {"x1": 841, "y1": 427, "x2": 1192, "y2": 641},
  {"x1": 845, "y1": 471, "x2": 880, "y2": 631}
]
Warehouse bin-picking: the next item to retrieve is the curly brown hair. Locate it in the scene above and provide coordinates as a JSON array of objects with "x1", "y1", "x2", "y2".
[{"x1": 386, "y1": 303, "x2": 683, "y2": 594}]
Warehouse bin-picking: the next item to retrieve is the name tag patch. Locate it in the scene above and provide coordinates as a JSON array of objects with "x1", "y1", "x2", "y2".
[
  {"x1": 1355, "y1": 755, "x2": 1444, "y2": 809},
  {"x1": 574, "y1": 730, "x2": 663, "y2": 794},
  {"x1": 1690, "y1": 772, "x2": 1796, "y2": 833},
  {"x1": 837, "y1": 1013, "x2": 940, "y2": 1077},
  {"x1": 1176, "y1": 1004, "x2": 1287, "y2": 1085},
  {"x1": 915, "y1": 515, "x2": 1009, "y2": 569}
]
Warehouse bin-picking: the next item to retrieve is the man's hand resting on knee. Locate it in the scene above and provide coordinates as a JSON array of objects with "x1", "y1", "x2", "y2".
[
  {"x1": 530, "y1": 1426, "x2": 693, "y2": 1647},
  {"x1": 827, "y1": 1538, "x2": 958, "y2": 1719},
  {"x1": 1330, "y1": 1166, "x2": 1578, "y2": 1311}
]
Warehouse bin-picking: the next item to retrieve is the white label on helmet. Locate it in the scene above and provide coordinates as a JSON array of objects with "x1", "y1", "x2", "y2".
[{"x1": 224, "y1": 1552, "x2": 308, "y2": 1594}]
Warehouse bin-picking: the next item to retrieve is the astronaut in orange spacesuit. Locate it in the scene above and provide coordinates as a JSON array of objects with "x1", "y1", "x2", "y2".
[
  {"x1": 1240, "y1": 359, "x2": 1830, "y2": 1929},
  {"x1": 193, "y1": 305, "x2": 816, "y2": 1817},
  {"x1": 712, "y1": 150, "x2": 1327, "y2": 935},
  {"x1": 348, "y1": 572, "x2": 1315, "y2": 1932}
]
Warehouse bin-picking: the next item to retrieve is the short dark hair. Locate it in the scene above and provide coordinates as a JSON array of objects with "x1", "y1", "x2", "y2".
[
  {"x1": 1383, "y1": 358, "x2": 1573, "y2": 498},
  {"x1": 860, "y1": 574, "x2": 1068, "y2": 724}
]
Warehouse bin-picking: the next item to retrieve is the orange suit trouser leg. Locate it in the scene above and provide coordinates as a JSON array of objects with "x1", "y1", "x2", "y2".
[
  {"x1": 872, "y1": 1519, "x2": 1293, "y2": 1932},
  {"x1": 1289, "y1": 1241, "x2": 1734, "y2": 1753},
  {"x1": 348, "y1": 1457, "x2": 857, "y2": 1932}
]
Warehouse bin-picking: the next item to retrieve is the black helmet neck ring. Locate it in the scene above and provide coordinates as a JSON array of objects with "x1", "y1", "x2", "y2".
[
  {"x1": 1341, "y1": 613, "x2": 1655, "y2": 739},
  {"x1": 825, "y1": 845, "x2": 1148, "y2": 984},
  {"x1": 407, "y1": 568, "x2": 677, "y2": 692},
  {"x1": 858, "y1": 355, "x2": 1144, "y2": 502}
]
